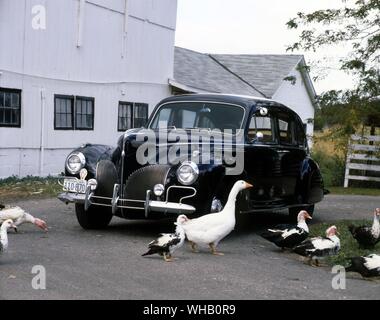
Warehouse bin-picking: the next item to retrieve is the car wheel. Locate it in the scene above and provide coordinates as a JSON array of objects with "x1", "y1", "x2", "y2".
[
  {"x1": 75, "y1": 203, "x2": 112, "y2": 229},
  {"x1": 288, "y1": 205, "x2": 314, "y2": 222}
]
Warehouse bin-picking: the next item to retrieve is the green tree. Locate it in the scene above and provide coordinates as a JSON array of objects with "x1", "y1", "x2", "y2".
[
  {"x1": 287, "y1": 0, "x2": 380, "y2": 148},
  {"x1": 287, "y1": 0, "x2": 379, "y2": 99}
]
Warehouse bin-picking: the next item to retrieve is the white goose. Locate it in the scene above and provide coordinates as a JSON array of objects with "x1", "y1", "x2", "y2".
[
  {"x1": 1, "y1": 220, "x2": 17, "y2": 254},
  {"x1": 0, "y1": 205, "x2": 48, "y2": 232},
  {"x1": 179, "y1": 180, "x2": 253, "y2": 255}
]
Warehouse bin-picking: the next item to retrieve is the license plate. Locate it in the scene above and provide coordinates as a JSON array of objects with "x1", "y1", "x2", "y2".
[{"x1": 63, "y1": 179, "x2": 87, "y2": 194}]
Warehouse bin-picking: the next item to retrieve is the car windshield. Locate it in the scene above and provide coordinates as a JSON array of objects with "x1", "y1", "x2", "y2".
[{"x1": 149, "y1": 102, "x2": 245, "y2": 131}]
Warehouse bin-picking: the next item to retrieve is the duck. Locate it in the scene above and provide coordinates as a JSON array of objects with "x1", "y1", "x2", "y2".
[
  {"x1": 293, "y1": 225, "x2": 340, "y2": 266},
  {"x1": 142, "y1": 215, "x2": 187, "y2": 262},
  {"x1": 345, "y1": 254, "x2": 380, "y2": 277},
  {"x1": 0, "y1": 205, "x2": 48, "y2": 232},
  {"x1": 261, "y1": 210, "x2": 312, "y2": 249},
  {"x1": 1, "y1": 220, "x2": 17, "y2": 254},
  {"x1": 348, "y1": 208, "x2": 380, "y2": 248},
  {"x1": 179, "y1": 180, "x2": 253, "y2": 255}
]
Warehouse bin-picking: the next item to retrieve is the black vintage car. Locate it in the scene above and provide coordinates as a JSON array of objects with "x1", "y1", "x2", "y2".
[{"x1": 58, "y1": 94, "x2": 325, "y2": 229}]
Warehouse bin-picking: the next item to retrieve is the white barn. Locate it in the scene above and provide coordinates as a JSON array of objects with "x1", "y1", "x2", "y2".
[
  {"x1": 0, "y1": 0, "x2": 177, "y2": 178},
  {"x1": 0, "y1": 1, "x2": 317, "y2": 179}
]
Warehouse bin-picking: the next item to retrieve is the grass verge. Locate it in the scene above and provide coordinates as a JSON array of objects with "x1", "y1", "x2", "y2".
[
  {"x1": 0, "y1": 176, "x2": 61, "y2": 202},
  {"x1": 328, "y1": 187, "x2": 380, "y2": 197}
]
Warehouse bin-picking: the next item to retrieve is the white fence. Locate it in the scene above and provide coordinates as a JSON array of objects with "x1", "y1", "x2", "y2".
[{"x1": 344, "y1": 135, "x2": 380, "y2": 187}]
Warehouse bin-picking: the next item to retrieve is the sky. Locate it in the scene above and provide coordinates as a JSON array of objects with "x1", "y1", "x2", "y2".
[{"x1": 175, "y1": 0, "x2": 356, "y2": 94}]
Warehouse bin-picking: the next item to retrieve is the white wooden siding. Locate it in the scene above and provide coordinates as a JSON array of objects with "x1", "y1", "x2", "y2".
[{"x1": 0, "y1": 0, "x2": 177, "y2": 178}]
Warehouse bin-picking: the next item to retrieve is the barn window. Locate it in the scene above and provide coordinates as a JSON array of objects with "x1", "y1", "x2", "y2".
[
  {"x1": 54, "y1": 95, "x2": 94, "y2": 130},
  {"x1": 75, "y1": 96, "x2": 94, "y2": 130},
  {"x1": 134, "y1": 103, "x2": 149, "y2": 128},
  {"x1": 54, "y1": 95, "x2": 74, "y2": 129},
  {"x1": 0, "y1": 88, "x2": 21, "y2": 127},
  {"x1": 118, "y1": 102, "x2": 133, "y2": 131},
  {"x1": 118, "y1": 102, "x2": 149, "y2": 131}
]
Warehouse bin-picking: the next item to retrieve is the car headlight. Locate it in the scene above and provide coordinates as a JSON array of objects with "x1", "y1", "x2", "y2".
[
  {"x1": 66, "y1": 152, "x2": 86, "y2": 174},
  {"x1": 176, "y1": 161, "x2": 199, "y2": 185}
]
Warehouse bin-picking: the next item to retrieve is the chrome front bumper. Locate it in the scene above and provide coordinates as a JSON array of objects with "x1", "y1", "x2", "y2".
[{"x1": 58, "y1": 178, "x2": 197, "y2": 216}]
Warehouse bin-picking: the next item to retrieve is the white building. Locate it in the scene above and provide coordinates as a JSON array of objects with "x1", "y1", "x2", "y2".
[
  {"x1": 0, "y1": 0, "x2": 177, "y2": 178},
  {"x1": 0, "y1": 1, "x2": 317, "y2": 179}
]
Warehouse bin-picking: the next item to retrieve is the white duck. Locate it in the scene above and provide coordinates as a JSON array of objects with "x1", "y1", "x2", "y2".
[
  {"x1": 142, "y1": 215, "x2": 187, "y2": 262},
  {"x1": 1, "y1": 220, "x2": 17, "y2": 254},
  {"x1": 0, "y1": 205, "x2": 48, "y2": 232},
  {"x1": 293, "y1": 225, "x2": 340, "y2": 266},
  {"x1": 179, "y1": 180, "x2": 253, "y2": 255}
]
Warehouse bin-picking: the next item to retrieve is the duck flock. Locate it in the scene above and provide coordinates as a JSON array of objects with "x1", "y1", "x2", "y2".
[{"x1": 1, "y1": 181, "x2": 380, "y2": 279}]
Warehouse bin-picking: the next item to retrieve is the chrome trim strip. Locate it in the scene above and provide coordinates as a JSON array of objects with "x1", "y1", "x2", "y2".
[{"x1": 165, "y1": 185, "x2": 197, "y2": 203}]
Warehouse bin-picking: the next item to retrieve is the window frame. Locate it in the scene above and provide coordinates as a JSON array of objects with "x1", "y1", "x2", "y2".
[
  {"x1": 118, "y1": 101, "x2": 149, "y2": 132},
  {"x1": 54, "y1": 94, "x2": 74, "y2": 130},
  {"x1": 75, "y1": 96, "x2": 95, "y2": 131},
  {"x1": 54, "y1": 94, "x2": 94, "y2": 131},
  {"x1": 117, "y1": 101, "x2": 133, "y2": 132},
  {"x1": 0, "y1": 87, "x2": 22, "y2": 128}
]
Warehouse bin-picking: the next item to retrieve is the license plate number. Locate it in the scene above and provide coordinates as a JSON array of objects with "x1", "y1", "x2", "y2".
[{"x1": 63, "y1": 179, "x2": 87, "y2": 194}]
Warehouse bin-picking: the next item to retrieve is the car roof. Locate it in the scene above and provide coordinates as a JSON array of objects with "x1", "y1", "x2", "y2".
[{"x1": 158, "y1": 93, "x2": 292, "y2": 112}]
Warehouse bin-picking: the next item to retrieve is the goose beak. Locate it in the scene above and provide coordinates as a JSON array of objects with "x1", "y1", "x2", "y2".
[
  {"x1": 245, "y1": 182, "x2": 253, "y2": 189},
  {"x1": 304, "y1": 212, "x2": 312, "y2": 220}
]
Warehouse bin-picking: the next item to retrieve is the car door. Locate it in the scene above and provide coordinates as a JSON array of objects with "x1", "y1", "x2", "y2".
[
  {"x1": 275, "y1": 111, "x2": 308, "y2": 202},
  {"x1": 244, "y1": 109, "x2": 285, "y2": 208}
]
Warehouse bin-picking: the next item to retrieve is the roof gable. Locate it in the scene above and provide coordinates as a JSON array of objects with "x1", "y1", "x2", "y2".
[
  {"x1": 211, "y1": 54, "x2": 303, "y2": 98},
  {"x1": 173, "y1": 47, "x2": 264, "y2": 97}
]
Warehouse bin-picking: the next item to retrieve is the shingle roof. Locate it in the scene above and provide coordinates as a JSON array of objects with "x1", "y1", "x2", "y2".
[
  {"x1": 211, "y1": 54, "x2": 303, "y2": 98},
  {"x1": 173, "y1": 47, "x2": 264, "y2": 97},
  {"x1": 173, "y1": 47, "x2": 304, "y2": 98}
]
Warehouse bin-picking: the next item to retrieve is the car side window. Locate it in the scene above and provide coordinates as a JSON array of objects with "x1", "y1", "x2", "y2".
[
  {"x1": 248, "y1": 115, "x2": 274, "y2": 143},
  {"x1": 277, "y1": 113, "x2": 296, "y2": 145},
  {"x1": 296, "y1": 122, "x2": 307, "y2": 148}
]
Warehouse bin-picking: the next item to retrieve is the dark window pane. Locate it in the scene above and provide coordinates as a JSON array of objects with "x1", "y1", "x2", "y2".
[
  {"x1": 75, "y1": 97, "x2": 93, "y2": 130},
  {"x1": 133, "y1": 103, "x2": 148, "y2": 128},
  {"x1": 11, "y1": 93, "x2": 19, "y2": 107},
  {"x1": 54, "y1": 95, "x2": 73, "y2": 129},
  {"x1": 118, "y1": 102, "x2": 133, "y2": 131},
  {"x1": 0, "y1": 88, "x2": 21, "y2": 127}
]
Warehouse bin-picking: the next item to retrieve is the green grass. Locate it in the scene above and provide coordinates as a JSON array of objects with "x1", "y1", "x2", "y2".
[
  {"x1": 309, "y1": 220, "x2": 380, "y2": 267},
  {"x1": 0, "y1": 175, "x2": 62, "y2": 202},
  {"x1": 328, "y1": 187, "x2": 380, "y2": 196}
]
